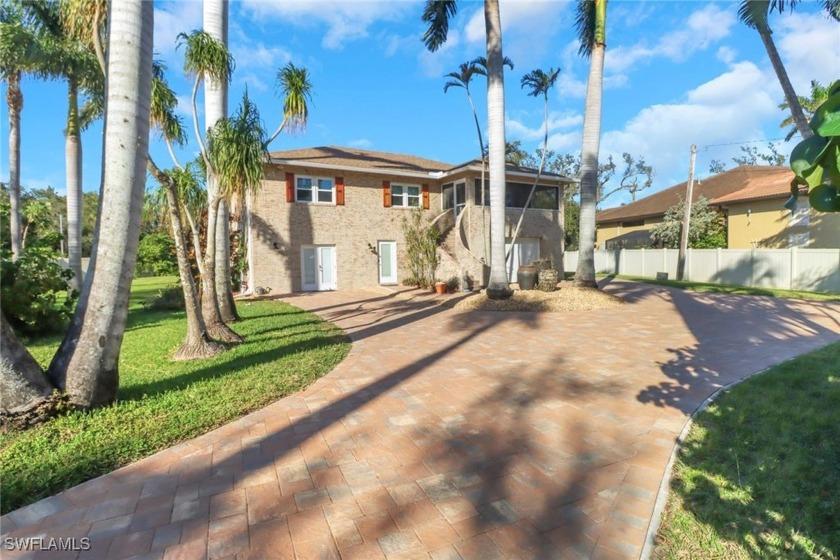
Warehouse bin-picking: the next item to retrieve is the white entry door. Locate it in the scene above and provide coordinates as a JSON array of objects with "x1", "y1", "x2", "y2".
[
  {"x1": 378, "y1": 241, "x2": 397, "y2": 284},
  {"x1": 505, "y1": 238, "x2": 540, "y2": 278},
  {"x1": 301, "y1": 246, "x2": 336, "y2": 291}
]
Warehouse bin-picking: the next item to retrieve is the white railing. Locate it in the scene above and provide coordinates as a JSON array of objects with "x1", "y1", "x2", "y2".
[{"x1": 564, "y1": 248, "x2": 840, "y2": 293}]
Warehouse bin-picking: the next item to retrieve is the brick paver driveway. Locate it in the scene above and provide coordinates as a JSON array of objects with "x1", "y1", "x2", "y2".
[{"x1": 3, "y1": 280, "x2": 839, "y2": 559}]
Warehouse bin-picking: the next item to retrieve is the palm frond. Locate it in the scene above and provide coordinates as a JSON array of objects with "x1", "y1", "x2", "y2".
[
  {"x1": 177, "y1": 29, "x2": 235, "y2": 84},
  {"x1": 276, "y1": 62, "x2": 313, "y2": 133},
  {"x1": 421, "y1": 0, "x2": 457, "y2": 52},
  {"x1": 575, "y1": 0, "x2": 597, "y2": 57}
]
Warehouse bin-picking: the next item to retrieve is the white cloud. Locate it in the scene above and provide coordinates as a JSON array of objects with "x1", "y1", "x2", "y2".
[
  {"x1": 153, "y1": 1, "x2": 203, "y2": 59},
  {"x1": 507, "y1": 111, "x2": 583, "y2": 142},
  {"x1": 599, "y1": 61, "x2": 779, "y2": 203},
  {"x1": 231, "y1": 42, "x2": 292, "y2": 71},
  {"x1": 463, "y1": 1, "x2": 570, "y2": 68},
  {"x1": 240, "y1": 0, "x2": 415, "y2": 50},
  {"x1": 716, "y1": 46, "x2": 737, "y2": 65},
  {"x1": 605, "y1": 5, "x2": 736, "y2": 76},
  {"x1": 774, "y1": 12, "x2": 840, "y2": 93},
  {"x1": 348, "y1": 138, "x2": 373, "y2": 148}
]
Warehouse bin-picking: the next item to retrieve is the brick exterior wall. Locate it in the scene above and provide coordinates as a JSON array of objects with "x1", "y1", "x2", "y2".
[{"x1": 250, "y1": 163, "x2": 565, "y2": 293}]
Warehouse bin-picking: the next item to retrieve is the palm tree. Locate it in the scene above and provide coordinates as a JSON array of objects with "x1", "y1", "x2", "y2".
[
  {"x1": 148, "y1": 62, "x2": 224, "y2": 360},
  {"x1": 507, "y1": 67, "x2": 561, "y2": 255},
  {"x1": 780, "y1": 80, "x2": 829, "y2": 141},
  {"x1": 47, "y1": 0, "x2": 154, "y2": 408},
  {"x1": 28, "y1": 0, "x2": 101, "y2": 292},
  {"x1": 737, "y1": 0, "x2": 822, "y2": 141},
  {"x1": 178, "y1": 29, "x2": 242, "y2": 343},
  {"x1": 0, "y1": 1, "x2": 39, "y2": 261},
  {"x1": 423, "y1": 0, "x2": 512, "y2": 299},
  {"x1": 444, "y1": 60, "x2": 489, "y2": 263},
  {"x1": 202, "y1": 0, "x2": 240, "y2": 324},
  {"x1": 574, "y1": 0, "x2": 607, "y2": 289}
]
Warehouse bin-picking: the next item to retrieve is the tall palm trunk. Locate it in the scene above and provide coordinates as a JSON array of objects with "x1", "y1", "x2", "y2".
[
  {"x1": 483, "y1": 0, "x2": 512, "y2": 300},
  {"x1": 148, "y1": 159, "x2": 224, "y2": 359},
  {"x1": 7, "y1": 71, "x2": 22, "y2": 261},
  {"x1": 758, "y1": 27, "x2": 812, "y2": 140},
  {"x1": 65, "y1": 78, "x2": 83, "y2": 291},
  {"x1": 47, "y1": 0, "x2": 155, "y2": 409},
  {"x1": 203, "y1": 0, "x2": 238, "y2": 322},
  {"x1": 574, "y1": 0, "x2": 606, "y2": 289}
]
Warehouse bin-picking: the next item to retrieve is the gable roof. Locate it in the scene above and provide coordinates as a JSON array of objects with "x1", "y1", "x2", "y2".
[
  {"x1": 596, "y1": 166, "x2": 798, "y2": 224},
  {"x1": 267, "y1": 146, "x2": 575, "y2": 183}
]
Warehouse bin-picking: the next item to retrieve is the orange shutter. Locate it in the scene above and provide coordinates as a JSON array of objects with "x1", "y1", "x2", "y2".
[
  {"x1": 383, "y1": 180, "x2": 391, "y2": 207},
  {"x1": 285, "y1": 172, "x2": 295, "y2": 203},
  {"x1": 422, "y1": 184, "x2": 430, "y2": 209},
  {"x1": 335, "y1": 176, "x2": 345, "y2": 206}
]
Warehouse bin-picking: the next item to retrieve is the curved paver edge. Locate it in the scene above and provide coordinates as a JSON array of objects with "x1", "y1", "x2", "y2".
[{"x1": 639, "y1": 347, "x2": 815, "y2": 559}]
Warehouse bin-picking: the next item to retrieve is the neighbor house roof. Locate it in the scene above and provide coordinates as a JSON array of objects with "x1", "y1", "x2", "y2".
[
  {"x1": 267, "y1": 146, "x2": 575, "y2": 183},
  {"x1": 596, "y1": 166, "x2": 798, "y2": 224}
]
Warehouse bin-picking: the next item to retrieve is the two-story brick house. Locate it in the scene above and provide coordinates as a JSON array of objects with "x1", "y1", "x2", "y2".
[{"x1": 247, "y1": 146, "x2": 574, "y2": 293}]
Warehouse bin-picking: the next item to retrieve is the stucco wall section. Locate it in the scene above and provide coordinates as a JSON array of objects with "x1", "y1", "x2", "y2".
[{"x1": 726, "y1": 197, "x2": 839, "y2": 249}]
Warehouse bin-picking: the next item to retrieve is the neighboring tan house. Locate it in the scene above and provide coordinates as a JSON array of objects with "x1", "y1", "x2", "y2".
[
  {"x1": 596, "y1": 165, "x2": 840, "y2": 250},
  {"x1": 248, "y1": 146, "x2": 574, "y2": 293}
]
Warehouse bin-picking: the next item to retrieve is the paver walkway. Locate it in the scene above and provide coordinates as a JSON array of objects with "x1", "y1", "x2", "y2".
[{"x1": 3, "y1": 280, "x2": 839, "y2": 560}]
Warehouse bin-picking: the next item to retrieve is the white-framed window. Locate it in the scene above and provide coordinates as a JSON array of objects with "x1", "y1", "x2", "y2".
[
  {"x1": 391, "y1": 184, "x2": 421, "y2": 208},
  {"x1": 790, "y1": 197, "x2": 810, "y2": 226},
  {"x1": 296, "y1": 176, "x2": 334, "y2": 204}
]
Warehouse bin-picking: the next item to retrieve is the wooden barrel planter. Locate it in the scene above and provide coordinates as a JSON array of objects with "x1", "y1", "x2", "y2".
[
  {"x1": 517, "y1": 265, "x2": 538, "y2": 290},
  {"x1": 538, "y1": 269, "x2": 560, "y2": 292}
]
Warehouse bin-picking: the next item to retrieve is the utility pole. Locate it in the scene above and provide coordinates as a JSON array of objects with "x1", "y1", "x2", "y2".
[{"x1": 677, "y1": 144, "x2": 696, "y2": 281}]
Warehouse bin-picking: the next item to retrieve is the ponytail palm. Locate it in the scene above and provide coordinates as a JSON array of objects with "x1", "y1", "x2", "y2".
[
  {"x1": 574, "y1": 0, "x2": 607, "y2": 289},
  {"x1": 148, "y1": 63, "x2": 224, "y2": 359},
  {"x1": 265, "y1": 62, "x2": 313, "y2": 146},
  {"x1": 177, "y1": 28, "x2": 241, "y2": 342}
]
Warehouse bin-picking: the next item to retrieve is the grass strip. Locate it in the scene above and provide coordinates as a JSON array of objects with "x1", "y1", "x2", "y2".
[{"x1": 654, "y1": 342, "x2": 840, "y2": 559}]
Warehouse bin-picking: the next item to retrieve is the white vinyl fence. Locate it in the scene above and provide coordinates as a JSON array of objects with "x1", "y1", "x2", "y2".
[{"x1": 563, "y1": 248, "x2": 840, "y2": 293}]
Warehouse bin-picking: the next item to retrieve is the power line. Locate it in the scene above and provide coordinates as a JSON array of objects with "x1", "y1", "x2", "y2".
[{"x1": 698, "y1": 137, "x2": 787, "y2": 151}]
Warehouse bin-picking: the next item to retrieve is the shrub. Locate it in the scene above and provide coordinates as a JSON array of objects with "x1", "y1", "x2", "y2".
[
  {"x1": 145, "y1": 285, "x2": 185, "y2": 311},
  {"x1": 136, "y1": 233, "x2": 177, "y2": 277},
  {"x1": 401, "y1": 209, "x2": 440, "y2": 289},
  {"x1": 0, "y1": 247, "x2": 77, "y2": 336}
]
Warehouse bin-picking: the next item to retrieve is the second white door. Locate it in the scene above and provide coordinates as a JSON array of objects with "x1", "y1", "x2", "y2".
[{"x1": 378, "y1": 241, "x2": 397, "y2": 284}]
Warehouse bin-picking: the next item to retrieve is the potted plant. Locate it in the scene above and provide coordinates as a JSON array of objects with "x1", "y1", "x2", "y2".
[{"x1": 434, "y1": 281, "x2": 447, "y2": 295}]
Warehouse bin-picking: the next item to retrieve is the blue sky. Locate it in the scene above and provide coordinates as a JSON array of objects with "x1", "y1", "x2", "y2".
[{"x1": 1, "y1": 0, "x2": 838, "y2": 208}]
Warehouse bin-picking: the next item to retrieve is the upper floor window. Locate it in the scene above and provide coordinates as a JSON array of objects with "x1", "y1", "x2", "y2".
[
  {"x1": 473, "y1": 179, "x2": 558, "y2": 210},
  {"x1": 391, "y1": 184, "x2": 421, "y2": 208},
  {"x1": 296, "y1": 176, "x2": 334, "y2": 204}
]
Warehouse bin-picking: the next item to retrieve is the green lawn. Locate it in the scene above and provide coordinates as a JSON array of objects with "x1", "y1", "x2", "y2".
[
  {"x1": 654, "y1": 342, "x2": 840, "y2": 559},
  {"x1": 601, "y1": 274, "x2": 840, "y2": 301},
  {"x1": 0, "y1": 277, "x2": 350, "y2": 514}
]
